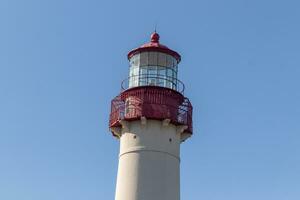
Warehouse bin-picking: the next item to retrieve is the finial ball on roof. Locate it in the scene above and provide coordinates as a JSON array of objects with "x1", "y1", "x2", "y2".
[{"x1": 151, "y1": 32, "x2": 160, "y2": 43}]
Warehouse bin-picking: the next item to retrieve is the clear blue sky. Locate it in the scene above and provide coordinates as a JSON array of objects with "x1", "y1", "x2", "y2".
[{"x1": 1, "y1": 0, "x2": 299, "y2": 199}]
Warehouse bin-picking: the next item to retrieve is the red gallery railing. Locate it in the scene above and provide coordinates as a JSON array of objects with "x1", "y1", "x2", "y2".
[{"x1": 109, "y1": 86, "x2": 193, "y2": 134}]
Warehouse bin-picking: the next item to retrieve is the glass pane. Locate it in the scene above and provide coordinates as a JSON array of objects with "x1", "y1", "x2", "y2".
[
  {"x1": 157, "y1": 79, "x2": 164, "y2": 87},
  {"x1": 148, "y1": 52, "x2": 157, "y2": 65},
  {"x1": 147, "y1": 66, "x2": 156, "y2": 86},
  {"x1": 148, "y1": 78, "x2": 156, "y2": 86},
  {"x1": 172, "y1": 57, "x2": 177, "y2": 68},
  {"x1": 165, "y1": 81, "x2": 171, "y2": 89},
  {"x1": 134, "y1": 76, "x2": 138, "y2": 87},
  {"x1": 140, "y1": 52, "x2": 148, "y2": 66},
  {"x1": 135, "y1": 54, "x2": 140, "y2": 66},
  {"x1": 139, "y1": 67, "x2": 147, "y2": 86},
  {"x1": 133, "y1": 66, "x2": 139, "y2": 76},
  {"x1": 129, "y1": 67, "x2": 133, "y2": 76},
  {"x1": 174, "y1": 64, "x2": 178, "y2": 73},
  {"x1": 158, "y1": 53, "x2": 167, "y2": 66},
  {"x1": 167, "y1": 68, "x2": 173, "y2": 78},
  {"x1": 140, "y1": 79, "x2": 147, "y2": 86},
  {"x1": 166, "y1": 55, "x2": 173, "y2": 67},
  {"x1": 129, "y1": 76, "x2": 134, "y2": 87},
  {"x1": 158, "y1": 67, "x2": 166, "y2": 77},
  {"x1": 130, "y1": 54, "x2": 139, "y2": 67},
  {"x1": 173, "y1": 80, "x2": 177, "y2": 90},
  {"x1": 173, "y1": 70, "x2": 177, "y2": 79},
  {"x1": 140, "y1": 67, "x2": 147, "y2": 76},
  {"x1": 148, "y1": 66, "x2": 157, "y2": 78}
]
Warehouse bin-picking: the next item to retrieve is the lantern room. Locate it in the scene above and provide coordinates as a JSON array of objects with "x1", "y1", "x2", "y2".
[{"x1": 126, "y1": 32, "x2": 182, "y2": 91}]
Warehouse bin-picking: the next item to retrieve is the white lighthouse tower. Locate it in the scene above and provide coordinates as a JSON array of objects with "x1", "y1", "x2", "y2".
[{"x1": 109, "y1": 32, "x2": 193, "y2": 200}]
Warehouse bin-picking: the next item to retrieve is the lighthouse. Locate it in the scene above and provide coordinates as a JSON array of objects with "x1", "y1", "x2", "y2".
[{"x1": 109, "y1": 32, "x2": 193, "y2": 200}]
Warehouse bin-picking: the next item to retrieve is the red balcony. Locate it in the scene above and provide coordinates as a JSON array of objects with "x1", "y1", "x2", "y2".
[{"x1": 109, "y1": 86, "x2": 193, "y2": 136}]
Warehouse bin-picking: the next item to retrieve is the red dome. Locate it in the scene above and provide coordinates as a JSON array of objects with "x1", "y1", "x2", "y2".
[{"x1": 127, "y1": 32, "x2": 181, "y2": 62}]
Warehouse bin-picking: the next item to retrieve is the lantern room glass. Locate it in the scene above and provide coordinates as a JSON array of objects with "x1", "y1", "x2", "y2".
[{"x1": 128, "y1": 52, "x2": 178, "y2": 90}]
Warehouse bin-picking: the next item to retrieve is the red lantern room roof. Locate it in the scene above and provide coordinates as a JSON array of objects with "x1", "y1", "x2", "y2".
[{"x1": 127, "y1": 32, "x2": 181, "y2": 62}]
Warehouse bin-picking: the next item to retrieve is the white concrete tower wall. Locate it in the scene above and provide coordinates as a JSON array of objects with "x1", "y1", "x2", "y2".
[{"x1": 114, "y1": 119, "x2": 187, "y2": 200}]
